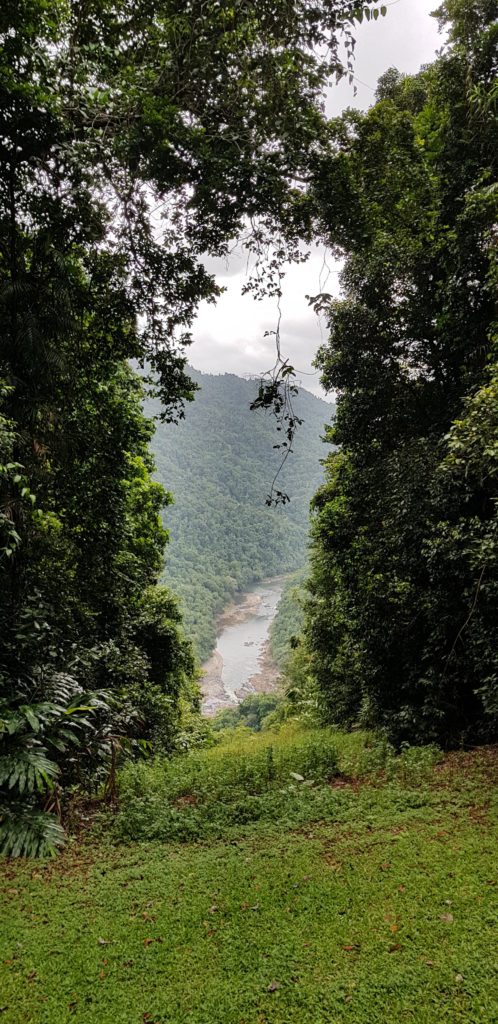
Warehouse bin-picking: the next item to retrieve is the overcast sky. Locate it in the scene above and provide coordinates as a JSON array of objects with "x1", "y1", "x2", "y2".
[{"x1": 188, "y1": 0, "x2": 444, "y2": 398}]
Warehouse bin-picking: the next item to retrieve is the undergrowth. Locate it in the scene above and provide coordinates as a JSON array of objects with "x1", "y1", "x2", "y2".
[{"x1": 113, "y1": 725, "x2": 443, "y2": 843}]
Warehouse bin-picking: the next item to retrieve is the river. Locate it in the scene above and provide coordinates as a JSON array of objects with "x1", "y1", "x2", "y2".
[{"x1": 201, "y1": 578, "x2": 285, "y2": 716}]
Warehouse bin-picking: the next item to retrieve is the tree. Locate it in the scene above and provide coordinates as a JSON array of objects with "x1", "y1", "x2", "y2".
[
  {"x1": 0, "y1": 0, "x2": 380, "y2": 852},
  {"x1": 305, "y1": 0, "x2": 498, "y2": 745}
]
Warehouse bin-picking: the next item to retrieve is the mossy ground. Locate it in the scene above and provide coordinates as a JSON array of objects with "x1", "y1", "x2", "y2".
[{"x1": 1, "y1": 737, "x2": 497, "y2": 1024}]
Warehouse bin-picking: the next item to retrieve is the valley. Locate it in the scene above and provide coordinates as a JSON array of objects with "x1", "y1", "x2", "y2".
[
  {"x1": 145, "y1": 368, "x2": 333, "y2": 663},
  {"x1": 201, "y1": 577, "x2": 285, "y2": 716}
]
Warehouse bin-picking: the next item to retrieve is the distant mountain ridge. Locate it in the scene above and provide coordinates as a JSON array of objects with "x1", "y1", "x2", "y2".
[{"x1": 145, "y1": 367, "x2": 334, "y2": 660}]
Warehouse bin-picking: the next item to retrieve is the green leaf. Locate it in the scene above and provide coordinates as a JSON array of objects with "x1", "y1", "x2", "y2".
[{"x1": 24, "y1": 708, "x2": 40, "y2": 732}]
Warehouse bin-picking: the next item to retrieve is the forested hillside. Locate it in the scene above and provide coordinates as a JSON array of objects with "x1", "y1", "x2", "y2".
[
  {"x1": 269, "y1": 571, "x2": 306, "y2": 669},
  {"x1": 145, "y1": 370, "x2": 332, "y2": 660}
]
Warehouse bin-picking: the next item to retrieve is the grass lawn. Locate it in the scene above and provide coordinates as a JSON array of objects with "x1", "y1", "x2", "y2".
[{"x1": 0, "y1": 741, "x2": 497, "y2": 1024}]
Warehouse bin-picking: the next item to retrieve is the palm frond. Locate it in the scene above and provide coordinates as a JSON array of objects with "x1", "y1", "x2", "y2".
[
  {"x1": 0, "y1": 804, "x2": 64, "y2": 858},
  {"x1": 0, "y1": 748, "x2": 59, "y2": 794}
]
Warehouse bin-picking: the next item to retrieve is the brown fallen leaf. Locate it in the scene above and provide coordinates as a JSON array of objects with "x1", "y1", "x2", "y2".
[
  {"x1": 440, "y1": 913, "x2": 454, "y2": 923},
  {"x1": 425, "y1": 960, "x2": 434, "y2": 967},
  {"x1": 143, "y1": 938, "x2": 154, "y2": 947},
  {"x1": 390, "y1": 923, "x2": 399, "y2": 934},
  {"x1": 398, "y1": 885, "x2": 406, "y2": 893},
  {"x1": 99, "y1": 971, "x2": 106, "y2": 980},
  {"x1": 267, "y1": 981, "x2": 281, "y2": 992},
  {"x1": 455, "y1": 974, "x2": 464, "y2": 983},
  {"x1": 388, "y1": 943, "x2": 401, "y2": 953},
  {"x1": 342, "y1": 944, "x2": 360, "y2": 952}
]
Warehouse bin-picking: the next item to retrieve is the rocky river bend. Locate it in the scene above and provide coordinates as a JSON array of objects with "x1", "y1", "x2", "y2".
[{"x1": 201, "y1": 578, "x2": 284, "y2": 716}]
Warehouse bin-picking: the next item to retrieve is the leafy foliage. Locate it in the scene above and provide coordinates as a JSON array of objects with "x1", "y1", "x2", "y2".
[
  {"x1": 0, "y1": 0, "x2": 374, "y2": 853},
  {"x1": 116, "y1": 724, "x2": 341, "y2": 842},
  {"x1": 0, "y1": 359, "x2": 196, "y2": 854},
  {"x1": 0, "y1": 673, "x2": 105, "y2": 856},
  {"x1": 305, "y1": 2, "x2": 498, "y2": 745},
  {"x1": 269, "y1": 571, "x2": 306, "y2": 669},
  {"x1": 212, "y1": 693, "x2": 283, "y2": 733}
]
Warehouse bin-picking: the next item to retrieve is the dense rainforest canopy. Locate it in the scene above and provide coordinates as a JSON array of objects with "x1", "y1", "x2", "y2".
[
  {"x1": 303, "y1": 0, "x2": 498, "y2": 746},
  {"x1": 0, "y1": 0, "x2": 375, "y2": 854}
]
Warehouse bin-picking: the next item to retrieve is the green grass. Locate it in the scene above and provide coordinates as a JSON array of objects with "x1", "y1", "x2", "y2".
[
  {"x1": 114, "y1": 724, "x2": 346, "y2": 842},
  {"x1": 113, "y1": 725, "x2": 442, "y2": 843},
  {"x1": 1, "y1": 736, "x2": 497, "y2": 1024}
]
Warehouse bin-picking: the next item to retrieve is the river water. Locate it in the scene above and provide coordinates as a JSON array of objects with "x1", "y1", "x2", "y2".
[{"x1": 201, "y1": 578, "x2": 285, "y2": 716}]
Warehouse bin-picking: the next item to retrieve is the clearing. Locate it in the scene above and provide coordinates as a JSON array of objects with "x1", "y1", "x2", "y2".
[{"x1": 1, "y1": 731, "x2": 497, "y2": 1024}]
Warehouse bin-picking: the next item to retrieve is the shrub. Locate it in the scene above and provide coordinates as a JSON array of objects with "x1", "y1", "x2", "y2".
[{"x1": 115, "y1": 725, "x2": 340, "y2": 841}]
